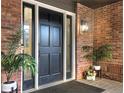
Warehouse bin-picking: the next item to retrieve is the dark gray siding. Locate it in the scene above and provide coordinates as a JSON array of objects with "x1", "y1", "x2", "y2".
[{"x1": 36, "y1": 0, "x2": 76, "y2": 13}]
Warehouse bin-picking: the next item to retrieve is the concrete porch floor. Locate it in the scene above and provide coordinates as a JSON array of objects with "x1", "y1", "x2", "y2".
[{"x1": 77, "y1": 78, "x2": 123, "y2": 93}]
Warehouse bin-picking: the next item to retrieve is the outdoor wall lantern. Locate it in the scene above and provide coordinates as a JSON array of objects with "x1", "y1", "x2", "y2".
[{"x1": 80, "y1": 20, "x2": 89, "y2": 32}]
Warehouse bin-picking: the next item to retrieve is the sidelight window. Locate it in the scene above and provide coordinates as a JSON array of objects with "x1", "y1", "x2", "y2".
[
  {"x1": 66, "y1": 16, "x2": 72, "y2": 79},
  {"x1": 23, "y1": 3, "x2": 35, "y2": 90}
]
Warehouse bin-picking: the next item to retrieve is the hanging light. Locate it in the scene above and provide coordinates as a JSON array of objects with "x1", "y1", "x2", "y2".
[{"x1": 80, "y1": 20, "x2": 89, "y2": 32}]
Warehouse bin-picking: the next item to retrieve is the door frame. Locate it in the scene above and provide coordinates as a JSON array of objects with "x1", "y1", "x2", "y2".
[{"x1": 21, "y1": 0, "x2": 76, "y2": 93}]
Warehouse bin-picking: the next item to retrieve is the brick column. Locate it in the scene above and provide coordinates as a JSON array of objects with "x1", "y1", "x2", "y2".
[
  {"x1": 1, "y1": 0, "x2": 21, "y2": 92},
  {"x1": 76, "y1": 3, "x2": 94, "y2": 80}
]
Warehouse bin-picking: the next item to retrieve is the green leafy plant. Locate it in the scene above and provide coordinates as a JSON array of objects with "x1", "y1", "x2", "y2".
[
  {"x1": 1, "y1": 29, "x2": 36, "y2": 83},
  {"x1": 82, "y1": 46, "x2": 92, "y2": 52},
  {"x1": 82, "y1": 44, "x2": 112, "y2": 65},
  {"x1": 86, "y1": 66, "x2": 95, "y2": 76}
]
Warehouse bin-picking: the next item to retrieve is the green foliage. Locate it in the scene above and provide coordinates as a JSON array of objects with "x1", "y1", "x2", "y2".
[
  {"x1": 87, "y1": 70, "x2": 94, "y2": 76},
  {"x1": 8, "y1": 29, "x2": 22, "y2": 55},
  {"x1": 86, "y1": 66, "x2": 95, "y2": 76},
  {"x1": 82, "y1": 46, "x2": 92, "y2": 52},
  {"x1": 1, "y1": 29, "x2": 36, "y2": 83},
  {"x1": 82, "y1": 44, "x2": 112, "y2": 65}
]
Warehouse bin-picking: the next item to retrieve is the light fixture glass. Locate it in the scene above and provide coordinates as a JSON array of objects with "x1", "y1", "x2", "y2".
[{"x1": 80, "y1": 20, "x2": 89, "y2": 32}]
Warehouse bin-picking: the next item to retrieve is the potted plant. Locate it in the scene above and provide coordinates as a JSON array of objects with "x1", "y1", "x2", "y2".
[
  {"x1": 1, "y1": 30, "x2": 36, "y2": 92},
  {"x1": 86, "y1": 66, "x2": 96, "y2": 81},
  {"x1": 82, "y1": 44, "x2": 112, "y2": 70}
]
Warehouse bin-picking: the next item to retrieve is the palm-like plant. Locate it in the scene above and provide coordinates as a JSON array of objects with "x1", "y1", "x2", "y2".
[
  {"x1": 1, "y1": 29, "x2": 36, "y2": 83},
  {"x1": 82, "y1": 44, "x2": 112, "y2": 65}
]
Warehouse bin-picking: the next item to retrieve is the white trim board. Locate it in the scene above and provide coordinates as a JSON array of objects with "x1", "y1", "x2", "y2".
[
  {"x1": 23, "y1": 0, "x2": 75, "y2": 16},
  {"x1": 22, "y1": 0, "x2": 76, "y2": 93},
  {"x1": 63, "y1": 13, "x2": 67, "y2": 81},
  {"x1": 35, "y1": 4, "x2": 39, "y2": 89},
  {"x1": 72, "y1": 15, "x2": 76, "y2": 79}
]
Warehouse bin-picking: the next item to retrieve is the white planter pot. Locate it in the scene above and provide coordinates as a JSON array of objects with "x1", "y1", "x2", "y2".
[
  {"x1": 2, "y1": 81, "x2": 17, "y2": 92},
  {"x1": 92, "y1": 76, "x2": 96, "y2": 81},
  {"x1": 86, "y1": 76, "x2": 95, "y2": 81},
  {"x1": 94, "y1": 65, "x2": 101, "y2": 70}
]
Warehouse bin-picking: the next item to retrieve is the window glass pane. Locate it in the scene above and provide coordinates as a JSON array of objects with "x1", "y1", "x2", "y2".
[
  {"x1": 23, "y1": 3, "x2": 35, "y2": 90},
  {"x1": 66, "y1": 16, "x2": 72, "y2": 79},
  {"x1": 23, "y1": 6, "x2": 32, "y2": 81}
]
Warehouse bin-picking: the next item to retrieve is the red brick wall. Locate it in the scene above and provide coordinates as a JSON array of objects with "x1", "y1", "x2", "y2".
[
  {"x1": 94, "y1": 1, "x2": 123, "y2": 81},
  {"x1": 1, "y1": 0, "x2": 21, "y2": 92},
  {"x1": 76, "y1": 3, "x2": 94, "y2": 80},
  {"x1": 76, "y1": 1, "x2": 123, "y2": 81}
]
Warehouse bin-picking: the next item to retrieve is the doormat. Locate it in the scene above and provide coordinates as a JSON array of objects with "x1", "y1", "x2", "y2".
[{"x1": 31, "y1": 81, "x2": 105, "y2": 93}]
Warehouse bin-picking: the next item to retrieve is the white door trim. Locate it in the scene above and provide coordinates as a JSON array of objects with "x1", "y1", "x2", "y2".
[
  {"x1": 22, "y1": 0, "x2": 76, "y2": 93},
  {"x1": 23, "y1": 0, "x2": 75, "y2": 16},
  {"x1": 63, "y1": 13, "x2": 67, "y2": 81},
  {"x1": 35, "y1": 3, "x2": 39, "y2": 89},
  {"x1": 72, "y1": 16, "x2": 76, "y2": 79}
]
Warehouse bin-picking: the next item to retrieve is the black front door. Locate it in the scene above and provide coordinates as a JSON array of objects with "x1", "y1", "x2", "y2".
[{"x1": 39, "y1": 8, "x2": 63, "y2": 85}]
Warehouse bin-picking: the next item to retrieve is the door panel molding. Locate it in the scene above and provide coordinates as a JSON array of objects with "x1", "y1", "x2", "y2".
[{"x1": 40, "y1": 24, "x2": 50, "y2": 47}]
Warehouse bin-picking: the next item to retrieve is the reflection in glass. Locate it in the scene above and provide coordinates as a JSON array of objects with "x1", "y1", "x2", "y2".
[{"x1": 23, "y1": 7, "x2": 32, "y2": 81}]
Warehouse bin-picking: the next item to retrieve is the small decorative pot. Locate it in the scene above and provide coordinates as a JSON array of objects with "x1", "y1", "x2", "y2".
[
  {"x1": 86, "y1": 76, "x2": 95, "y2": 81},
  {"x1": 92, "y1": 76, "x2": 96, "y2": 81},
  {"x1": 2, "y1": 81, "x2": 17, "y2": 92},
  {"x1": 94, "y1": 65, "x2": 101, "y2": 70}
]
